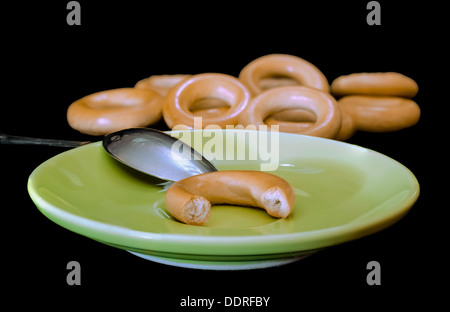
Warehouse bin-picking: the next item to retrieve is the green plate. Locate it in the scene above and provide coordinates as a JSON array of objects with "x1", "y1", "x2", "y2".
[{"x1": 28, "y1": 130, "x2": 419, "y2": 270}]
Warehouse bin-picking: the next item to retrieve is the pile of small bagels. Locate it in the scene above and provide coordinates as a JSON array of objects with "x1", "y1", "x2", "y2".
[{"x1": 67, "y1": 54, "x2": 420, "y2": 141}]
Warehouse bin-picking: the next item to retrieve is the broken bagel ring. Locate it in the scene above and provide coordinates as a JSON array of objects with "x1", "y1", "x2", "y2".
[{"x1": 165, "y1": 170, "x2": 296, "y2": 225}]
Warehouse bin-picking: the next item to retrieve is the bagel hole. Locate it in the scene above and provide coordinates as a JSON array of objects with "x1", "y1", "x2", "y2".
[
  {"x1": 265, "y1": 108, "x2": 317, "y2": 123},
  {"x1": 190, "y1": 97, "x2": 230, "y2": 117},
  {"x1": 259, "y1": 75, "x2": 300, "y2": 90}
]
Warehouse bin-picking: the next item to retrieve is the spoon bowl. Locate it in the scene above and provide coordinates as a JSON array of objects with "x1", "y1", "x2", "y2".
[{"x1": 103, "y1": 128, "x2": 218, "y2": 181}]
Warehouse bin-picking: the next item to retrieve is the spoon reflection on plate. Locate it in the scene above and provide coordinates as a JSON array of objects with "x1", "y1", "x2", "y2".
[{"x1": 1, "y1": 128, "x2": 218, "y2": 182}]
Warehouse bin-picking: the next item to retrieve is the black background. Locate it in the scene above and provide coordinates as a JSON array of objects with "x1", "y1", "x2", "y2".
[{"x1": 1, "y1": 1, "x2": 446, "y2": 309}]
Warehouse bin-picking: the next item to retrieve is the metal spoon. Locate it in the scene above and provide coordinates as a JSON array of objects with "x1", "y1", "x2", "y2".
[
  {"x1": 1, "y1": 128, "x2": 218, "y2": 181},
  {"x1": 102, "y1": 128, "x2": 217, "y2": 181}
]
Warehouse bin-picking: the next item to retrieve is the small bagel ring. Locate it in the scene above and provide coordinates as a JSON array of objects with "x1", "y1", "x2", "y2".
[
  {"x1": 67, "y1": 88, "x2": 163, "y2": 136},
  {"x1": 239, "y1": 54, "x2": 330, "y2": 95},
  {"x1": 238, "y1": 86, "x2": 342, "y2": 139},
  {"x1": 135, "y1": 74, "x2": 191, "y2": 97},
  {"x1": 163, "y1": 73, "x2": 251, "y2": 129},
  {"x1": 338, "y1": 95, "x2": 421, "y2": 132},
  {"x1": 165, "y1": 170, "x2": 296, "y2": 225},
  {"x1": 331, "y1": 72, "x2": 419, "y2": 98}
]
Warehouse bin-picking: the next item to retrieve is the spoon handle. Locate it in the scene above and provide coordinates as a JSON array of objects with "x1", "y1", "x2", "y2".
[{"x1": 0, "y1": 132, "x2": 90, "y2": 148}]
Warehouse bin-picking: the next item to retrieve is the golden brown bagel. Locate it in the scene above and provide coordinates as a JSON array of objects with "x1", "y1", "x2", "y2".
[
  {"x1": 238, "y1": 86, "x2": 341, "y2": 139},
  {"x1": 239, "y1": 54, "x2": 330, "y2": 95},
  {"x1": 338, "y1": 95, "x2": 421, "y2": 132},
  {"x1": 67, "y1": 88, "x2": 163, "y2": 136},
  {"x1": 163, "y1": 73, "x2": 251, "y2": 129},
  {"x1": 165, "y1": 170, "x2": 296, "y2": 225},
  {"x1": 331, "y1": 72, "x2": 418, "y2": 98}
]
